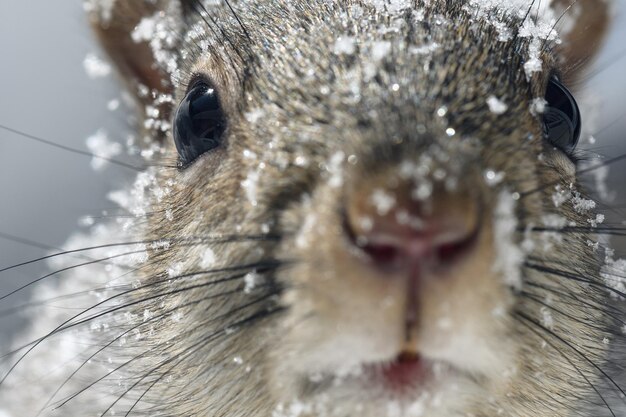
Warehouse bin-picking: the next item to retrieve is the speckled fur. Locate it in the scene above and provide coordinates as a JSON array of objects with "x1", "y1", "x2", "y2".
[{"x1": 0, "y1": 0, "x2": 620, "y2": 416}]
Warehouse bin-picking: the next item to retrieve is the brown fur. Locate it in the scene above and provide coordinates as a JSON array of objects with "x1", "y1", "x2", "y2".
[
  {"x1": 0, "y1": 1, "x2": 618, "y2": 416},
  {"x1": 83, "y1": 0, "x2": 617, "y2": 415}
]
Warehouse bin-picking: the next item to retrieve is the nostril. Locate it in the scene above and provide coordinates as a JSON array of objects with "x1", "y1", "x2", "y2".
[
  {"x1": 356, "y1": 227, "x2": 478, "y2": 270},
  {"x1": 360, "y1": 242, "x2": 402, "y2": 267},
  {"x1": 344, "y1": 196, "x2": 480, "y2": 271},
  {"x1": 436, "y1": 231, "x2": 477, "y2": 263}
]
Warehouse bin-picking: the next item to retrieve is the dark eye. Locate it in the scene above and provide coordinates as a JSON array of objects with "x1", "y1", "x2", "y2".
[
  {"x1": 542, "y1": 77, "x2": 581, "y2": 155},
  {"x1": 173, "y1": 80, "x2": 226, "y2": 167}
]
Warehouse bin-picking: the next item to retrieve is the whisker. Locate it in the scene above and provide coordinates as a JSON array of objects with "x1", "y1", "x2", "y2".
[
  {"x1": 591, "y1": 112, "x2": 626, "y2": 139},
  {"x1": 524, "y1": 261, "x2": 626, "y2": 299},
  {"x1": 514, "y1": 312, "x2": 617, "y2": 417},
  {"x1": 520, "y1": 153, "x2": 626, "y2": 198},
  {"x1": 520, "y1": 291, "x2": 623, "y2": 335},
  {"x1": 0, "y1": 231, "x2": 63, "y2": 253},
  {"x1": 579, "y1": 47, "x2": 626, "y2": 85},
  {"x1": 122, "y1": 305, "x2": 283, "y2": 417},
  {"x1": 98, "y1": 302, "x2": 283, "y2": 416},
  {"x1": 520, "y1": 310, "x2": 626, "y2": 397},
  {"x1": 1, "y1": 260, "x2": 286, "y2": 360},
  {"x1": 0, "y1": 234, "x2": 282, "y2": 274},
  {"x1": 188, "y1": 0, "x2": 246, "y2": 85},
  {"x1": 0, "y1": 248, "x2": 150, "y2": 303},
  {"x1": 542, "y1": 0, "x2": 580, "y2": 53},
  {"x1": 49, "y1": 287, "x2": 277, "y2": 412},
  {"x1": 0, "y1": 258, "x2": 291, "y2": 392},
  {"x1": 0, "y1": 287, "x2": 123, "y2": 318},
  {"x1": 64, "y1": 263, "x2": 285, "y2": 333},
  {"x1": 519, "y1": 0, "x2": 540, "y2": 30},
  {"x1": 534, "y1": 0, "x2": 542, "y2": 23},
  {"x1": 41, "y1": 296, "x2": 214, "y2": 413},
  {"x1": 223, "y1": 0, "x2": 251, "y2": 42},
  {"x1": 525, "y1": 281, "x2": 626, "y2": 326},
  {"x1": 0, "y1": 124, "x2": 146, "y2": 172},
  {"x1": 522, "y1": 226, "x2": 626, "y2": 236}
]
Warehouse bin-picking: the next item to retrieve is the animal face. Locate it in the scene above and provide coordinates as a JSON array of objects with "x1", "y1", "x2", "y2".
[
  {"x1": 95, "y1": 1, "x2": 613, "y2": 415},
  {"x1": 1, "y1": 1, "x2": 620, "y2": 416}
]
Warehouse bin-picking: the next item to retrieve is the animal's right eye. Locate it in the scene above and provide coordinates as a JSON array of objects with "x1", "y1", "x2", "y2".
[{"x1": 173, "y1": 80, "x2": 227, "y2": 168}]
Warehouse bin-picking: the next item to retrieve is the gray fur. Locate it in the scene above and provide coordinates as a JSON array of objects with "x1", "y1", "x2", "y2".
[{"x1": 0, "y1": 1, "x2": 622, "y2": 416}]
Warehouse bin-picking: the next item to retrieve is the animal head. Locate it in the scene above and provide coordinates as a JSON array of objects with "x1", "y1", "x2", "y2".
[{"x1": 80, "y1": 1, "x2": 617, "y2": 415}]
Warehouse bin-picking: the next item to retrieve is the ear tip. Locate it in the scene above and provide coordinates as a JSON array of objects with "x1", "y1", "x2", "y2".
[
  {"x1": 552, "y1": 0, "x2": 612, "y2": 83},
  {"x1": 89, "y1": 1, "x2": 175, "y2": 107},
  {"x1": 83, "y1": 0, "x2": 118, "y2": 28}
]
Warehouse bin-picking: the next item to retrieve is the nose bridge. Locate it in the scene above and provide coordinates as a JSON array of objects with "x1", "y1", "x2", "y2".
[
  {"x1": 344, "y1": 161, "x2": 480, "y2": 235},
  {"x1": 342, "y1": 121, "x2": 479, "y2": 194}
]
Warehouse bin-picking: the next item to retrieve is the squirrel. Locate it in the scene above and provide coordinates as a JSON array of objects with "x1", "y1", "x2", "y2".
[{"x1": 1, "y1": 1, "x2": 623, "y2": 416}]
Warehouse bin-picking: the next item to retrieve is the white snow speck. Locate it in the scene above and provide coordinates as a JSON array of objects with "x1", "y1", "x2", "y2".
[
  {"x1": 493, "y1": 191, "x2": 525, "y2": 290},
  {"x1": 371, "y1": 40, "x2": 392, "y2": 61},
  {"x1": 107, "y1": 99, "x2": 120, "y2": 111},
  {"x1": 487, "y1": 96, "x2": 508, "y2": 115},
  {"x1": 530, "y1": 98, "x2": 547, "y2": 115},
  {"x1": 412, "y1": 181, "x2": 433, "y2": 201},
  {"x1": 132, "y1": 16, "x2": 157, "y2": 43},
  {"x1": 334, "y1": 36, "x2": 356, "y2": 55},
  {"x1": 295, "y1": 210, "x2": 317, "y2": 249},
  {"x1": 86, "y1": 129, "x2": 122, "y2": 171},
  {"x1": 484, "y1": 169, "x2": 505, "y2": 186},
  {"x1": 571, "y1": 193, "x2": 596, "y2": 214},
  {"x1": 245, "y1": 108, "x2": 265, "y2": 124},
  {"x1": 167, "y1": 262, "x2": 184, "y2": 278},
  {"x1": 370, "y1": 189, "x2": 396, "y2": 216},
  {"x1": 358, "y1": 216, "x2": 374, "y2": 232},
  {"x1": 83, "y1": 0, "x2": 117, "y2": 23},
  {"x1": 366, "y1": 0, "x2": 411, "y2": 14},
  {"x1": 241, "y1": 167, "x2": 263, "y2": 207},
  {"x1": 83, "y1": 53, "x2": 111, "y2": 79},
  {"x1": 601, "y1": 257, "x2": 626, "y2": 299},
  {"x1": 524, "y1": 42, "x2": 544, "y2": 79},
  {"x1": 409, "y1": 41, "x2": 440, "y2": 55},
  {"x1": 540, "y1": 307, "x2": 554, "y2": 330},
  {"x1": 244, "y1": 271, "x2": 262, "y2": 294},
  {"x1": 541, "y1": 213, "x2": 567, "y2": 228},
  {"x1": 326, "y1": 151, "x2": 346, "y2": 188},
  {"x1": 78, "y1": 216, "x2": 95, "y2": 227},
  {"x1": 588, "y1": 214, "x2": 605, "y2": 228},
  {"x1": 551, "y1": 185, "x2": 571, "y2": 208},
  {"x1": 580, "y1": 159, "x2": 615, "y2": 202},
  {"x1": 294, "y1": 155, "x2": 309, "y2": 167},
  {"x1": 200, "y1": 248, "x2": 216, "y2": 268},
  {"x1": 130, "y1": 9, "x2": 181, "y2": 79}
]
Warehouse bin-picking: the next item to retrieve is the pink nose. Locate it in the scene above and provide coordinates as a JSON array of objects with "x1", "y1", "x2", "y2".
[{"x1": 345, "y1": 186, "x2": 479, "y2": 271}]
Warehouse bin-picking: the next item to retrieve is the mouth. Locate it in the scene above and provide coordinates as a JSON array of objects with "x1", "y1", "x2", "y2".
[{"x1": 361, "y1": 350, "x2": 435, "y2": 394}]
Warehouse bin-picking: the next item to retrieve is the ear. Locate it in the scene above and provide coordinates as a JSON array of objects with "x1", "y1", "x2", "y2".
[
  {"x1": 551, "y1": 0, "x2": 612, "y2": 83},
  {"x1": 88, "y1": 1, "x2": 182, "y2": 117}
]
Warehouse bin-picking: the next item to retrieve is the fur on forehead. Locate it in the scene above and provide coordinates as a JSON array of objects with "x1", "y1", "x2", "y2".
[
  {"x1": 177, "y1": 0, "x2": 559, "y2": 96},
  {"x1": 173, "y1": 0, "x2": 561, "y2": 145}
]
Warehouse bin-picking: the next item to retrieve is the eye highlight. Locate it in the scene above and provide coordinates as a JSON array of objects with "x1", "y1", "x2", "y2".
[
  {"x1": 542, "y1": 77, "x2": 581, "y2": 156},
  {"x1": 173, "y1": 80, "x2": 227, "y2": 167}
]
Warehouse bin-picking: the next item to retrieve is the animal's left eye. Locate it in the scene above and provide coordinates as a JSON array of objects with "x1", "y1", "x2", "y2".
[
  {"x1": 542, "y1": 77, "x2": 581, "y2": 155},
  {"x1": 173, "y1": 80, "x2": 227, "y2": 168}
]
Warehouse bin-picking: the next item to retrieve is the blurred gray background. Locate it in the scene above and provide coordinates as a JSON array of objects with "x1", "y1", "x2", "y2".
[
  {"x1": 0, "y1": 1, "x2": 625, "y2": 349},
  {"x1": 0, "y1": 1, "x2": 132, "y2": 347}
]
